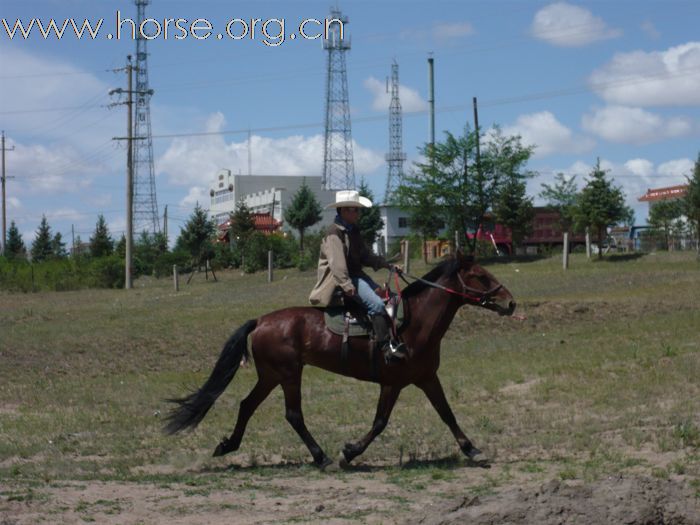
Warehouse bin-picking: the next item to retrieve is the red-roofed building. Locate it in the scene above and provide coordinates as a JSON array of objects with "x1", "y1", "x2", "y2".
[
  {"x1": 216, "y1": 213, "x2": 283, "y2": 243},
  {"x1": 638, "y1": 185, "x2": 688, "y2": 203}
]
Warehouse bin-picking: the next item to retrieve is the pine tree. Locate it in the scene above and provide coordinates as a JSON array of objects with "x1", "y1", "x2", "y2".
[
  {"x1": 90, "y1": 214, "x2": 114, "y2": 258},
  {"x1": 176, "y1": 203, "x2": 216, "y2": 260},
  {"x1": 5, "y1": 220, "x2": 26, "y2": 260},
  {"x1": 684, "y1": 152, "x2": 700, "y2": 257},
  {"x1": 31, "y1": 215, "x2": 54, "y2": 262},
  {"x1": 574, "y1": 159, "x2": 632, "y2": 259},
  {"x1": 494, "y1": 178, "x2": 534, "y2": 248},
  {"x1": 51, "y1": 232, "x2": 68, "y2": 259},
  {"x1": 284, "y1": 179, "x2": 322, "y2": 252},
  {"x1": 230, "y1": 199, "x2": 255, "y2": 240},
  {"x1": 357, "y1": 180, "x2": 384, "y2": 248},
  {"x1": 539, "y1": 173, "x2": 579, "y2": 232}
]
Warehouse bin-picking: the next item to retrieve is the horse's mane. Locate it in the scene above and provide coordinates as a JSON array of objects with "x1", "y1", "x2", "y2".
[{"x1": 401, "y1": 256, "x2": 471, "y2": 299}]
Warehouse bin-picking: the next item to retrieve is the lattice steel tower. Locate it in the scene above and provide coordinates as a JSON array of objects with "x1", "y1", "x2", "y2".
[
  {"x1": 385, "y1": 60, "x2": 406, "y2": 203},
  {"x1": 133, "y1": 0, "x2": 160, "y2": 234},
  {"x1": 322, "y1": 8, "x2": 355, "y2": 191}
]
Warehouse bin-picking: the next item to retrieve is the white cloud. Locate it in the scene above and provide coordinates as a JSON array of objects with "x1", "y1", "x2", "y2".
[
  {"x1": 502, "y1": 111, "x2": 594, "y2": 158},
  {"x1": 158, "y1": 113, "x2": 384, "y2": 187},
  {"x1": 658, "y1": 158, "x2": 694, "y2": 178},
  {"x1": 8, "y1": 139, "x2": 97, "y2": 194},
  {"x1": 624, "y1": 159, "x2": 654, "y2": 177},
  {"x1": 531, "y1": 2, "x2": 621, "y2": 47},
  {"x1": 8, "y1": 197, "x2": 21, "y2": 210},
  {"x1": 180, "y1": 186, "x2": 208, "y2": 208},
  {"x1": 363, "y1": 77, "x2": 429, "y2": 113},
  {"x1": 581, "y1": 105, "x2": 693, "y2": 144},
  {"x1": 433, "y1": 22, "x2": 474, "y2": 41},
  {"x1": 589, "y1": 42, "x2": 700, "y2": 106}
]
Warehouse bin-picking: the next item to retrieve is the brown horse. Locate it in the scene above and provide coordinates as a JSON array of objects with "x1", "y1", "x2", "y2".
[{"x1": 164, "y1": 253, "x2": 516, "y2": 468}]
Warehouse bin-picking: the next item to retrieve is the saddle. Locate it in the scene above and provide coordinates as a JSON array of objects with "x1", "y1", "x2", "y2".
[{"x1": 322, "y1": 291, "x2": 404, "y2": 337}]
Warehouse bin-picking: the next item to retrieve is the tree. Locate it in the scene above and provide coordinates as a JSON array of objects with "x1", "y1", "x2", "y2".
[
  {"x1": 5, "y1": 220, "x2": 26, "y2": 260},
  {"x1": 51, "y1": 232, "x2": 68, "y2": 259},
  {"x1": 31, "y1": 215, "x2": 54, "y2": 262},
  {"x1": 230, "y1": 199, "x2": 255, "y2": 241},
  {"x1": 176, "y1": 203, "x2": 216, "y2": 261},
  {"x1": 573, "y1": 160, "x2": 632, "y2": 259},
  {"x1": 684, "y1": 152, "x2": 700, "y2": 257},
  {"x1": 539, "y1": 173, "x2": 579, "y2": 232},
  {"x1": 357, "y1": 180, "x2": 384, "y2": 249},
  {"x1": 90, "y1": 214, "x2": 114, "y2": 258},
  {"x1": 493, "y1": 178, "x2": 534, "y2": 247},
  {"x1": 649, "y1": 200, "x2": 684, "y2": 251},
  {"x1": 396, "y1": 126, "x2": 534, "y2": 253},
  {"x1": 283, "y1": 179, "x2": 322, "y2": 253}
]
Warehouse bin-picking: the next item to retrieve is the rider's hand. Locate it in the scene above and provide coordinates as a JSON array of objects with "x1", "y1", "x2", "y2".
[
  {"x1": 345, "y1": 287, "x2": 356, "y2": 297},
  {"x1": 390, "y1": 264, "x2": 404, "y2": 274}
]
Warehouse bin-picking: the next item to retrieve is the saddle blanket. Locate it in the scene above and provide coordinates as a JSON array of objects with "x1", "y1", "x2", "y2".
[{"x1": 323, "y1": 297, "x2": 405, "y2": 337}]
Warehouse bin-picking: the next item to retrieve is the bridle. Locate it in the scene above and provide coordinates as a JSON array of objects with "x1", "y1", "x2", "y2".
[{"x1": 394, "y1": 267, "x2": 503, "y2": 306}]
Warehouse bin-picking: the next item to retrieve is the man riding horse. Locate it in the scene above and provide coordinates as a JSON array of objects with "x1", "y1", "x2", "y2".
[{"x1": 309, "y1": 190, "x2": 408, "y2": 361}]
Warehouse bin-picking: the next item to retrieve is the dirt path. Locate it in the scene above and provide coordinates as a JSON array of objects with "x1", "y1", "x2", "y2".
[{"x1": 2, "y1": 462, "x2": 698, "y2": 524}]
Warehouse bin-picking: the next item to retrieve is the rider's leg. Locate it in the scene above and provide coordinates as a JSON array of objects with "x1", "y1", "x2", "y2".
[{"x1": 352, "y1": 277, "x2": 408, "y2": 360}]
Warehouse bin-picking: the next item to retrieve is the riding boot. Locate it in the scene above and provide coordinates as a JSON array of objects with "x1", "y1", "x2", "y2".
[{"x1": 370, "y1": 314, "x2": 408, "y2": 362}]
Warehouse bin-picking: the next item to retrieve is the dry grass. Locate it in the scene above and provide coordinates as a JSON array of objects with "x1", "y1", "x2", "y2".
[{"x1": 1, "y1": 252, "x2": 698, "y2": 522}]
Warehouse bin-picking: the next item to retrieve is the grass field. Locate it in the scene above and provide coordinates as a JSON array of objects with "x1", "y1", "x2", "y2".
[{"x1": 1, "y1": 252, "x2": 699, "y2": 524}]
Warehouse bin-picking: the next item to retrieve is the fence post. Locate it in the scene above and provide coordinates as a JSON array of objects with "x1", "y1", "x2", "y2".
[
  {"x1": 268, "y1": 250, "x2": 273, "y2": 282},
  {"x1": 562, "y1": 232, "x2": 569, "y2": 270},
  {"x1": 173, "y1": 264, "x2": 179, "y2": 292},
  {"x1": 403, "y1": 239, "x2": 410, "y2": 274},
  {"x1": 585, "y1": 227, "x2": 591, "y2": 259}
]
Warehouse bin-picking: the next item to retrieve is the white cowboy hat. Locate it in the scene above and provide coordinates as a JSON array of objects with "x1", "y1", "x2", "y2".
[{"x1": 325, "y1": 190, "x2": 373, "y2": 209}]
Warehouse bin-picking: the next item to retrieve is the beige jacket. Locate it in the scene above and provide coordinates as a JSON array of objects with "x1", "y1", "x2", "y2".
[{"x1": 309, "y1": 222, "x2": 388, "y2": 307}]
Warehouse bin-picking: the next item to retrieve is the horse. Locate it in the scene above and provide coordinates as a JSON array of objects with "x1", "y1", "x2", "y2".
[{"x1": 164, "y1": 252, "x2": 516, "y2": 469}]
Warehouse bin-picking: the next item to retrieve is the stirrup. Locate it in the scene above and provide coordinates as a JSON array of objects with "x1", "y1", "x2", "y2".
[{"x1": 384, "y1": 340, "x2": 408, "y2": 362}]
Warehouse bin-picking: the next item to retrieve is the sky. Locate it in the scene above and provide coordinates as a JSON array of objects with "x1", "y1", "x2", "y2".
[{"x1": 1, "y1": 0, "x2": 699, "y2": 247}]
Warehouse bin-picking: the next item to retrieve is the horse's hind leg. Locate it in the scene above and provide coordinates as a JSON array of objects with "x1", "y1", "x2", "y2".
[
  {"x1": 213, "y1": 377, "x2": 277, "y2": 457},
  {"x1": 341, "y1": 384, "x2": 401, "y2": 465},
  {"x1": 280, "y1": 376, "x2": 331, "y2": 468}
]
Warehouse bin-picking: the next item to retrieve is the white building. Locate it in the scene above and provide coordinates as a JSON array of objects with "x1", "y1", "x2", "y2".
[{"x1": 209, "y1": 170, "x2": 337, "y2": 231}]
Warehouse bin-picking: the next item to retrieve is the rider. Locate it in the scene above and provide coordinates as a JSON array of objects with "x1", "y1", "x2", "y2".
[{"x1": 309, "y1": 190, "x2": 408, "y2": 361}]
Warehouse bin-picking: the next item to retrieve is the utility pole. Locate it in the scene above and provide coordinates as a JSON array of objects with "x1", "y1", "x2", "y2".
[
  {"x1": 110, "y1": 56, "x2": 136, "y2": 289},
  {"x1": 427, "y1": 55, "x2": 435, "y2": 155},
  {"x1": 1, "y1": 131, "x2": 16, "y2": 256},
  {"x1": 163, "y1": 204, "x2": 168, "y2": 244}
]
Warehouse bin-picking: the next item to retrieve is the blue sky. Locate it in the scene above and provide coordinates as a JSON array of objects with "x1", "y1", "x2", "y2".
[{"x1": 1, "y1": 0, "x2": 699, "y2": 246}]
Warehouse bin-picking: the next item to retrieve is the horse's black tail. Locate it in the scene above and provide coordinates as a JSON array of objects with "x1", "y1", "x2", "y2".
[{"x1": 164, "y1": 319, "x2": 257, "y2": 435}]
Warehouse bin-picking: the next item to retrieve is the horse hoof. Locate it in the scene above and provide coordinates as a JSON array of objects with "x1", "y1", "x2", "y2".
[
  {"x1": 338, "y1": 452, "x2": 352, "y2": 470},
  {"x1": 212, "y1": 444, "x2": 225, "y2": 457},
  {"x1": 317, "y1": 456, "x2": 335, "y2": 471},
  {"x1": 464, "y1": 447, "x2": 490, "y2": 467}
]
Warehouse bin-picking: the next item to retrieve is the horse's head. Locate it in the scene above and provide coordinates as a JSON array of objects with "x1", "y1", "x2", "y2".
[{"x1": 454, "y1": 252, "x2": 516, "y2": 316}]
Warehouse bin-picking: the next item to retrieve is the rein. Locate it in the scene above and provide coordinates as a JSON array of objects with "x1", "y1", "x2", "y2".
[{"x1": 394, "y1": 268, "x2": 502, "y2": 305}]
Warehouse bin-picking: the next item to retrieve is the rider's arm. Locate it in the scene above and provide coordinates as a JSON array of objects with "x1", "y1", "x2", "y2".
[{"x1": 325, "y1": 233, "x2": 355, "y2": 294}]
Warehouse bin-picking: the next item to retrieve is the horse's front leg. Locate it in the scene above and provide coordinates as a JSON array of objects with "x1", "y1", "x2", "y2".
[
  {"x1": 417, "y1": 375, "x2": 486, "y2": 462},
  {"x1": 342, "y1": 384, "x2": 401, "y2": 465}
]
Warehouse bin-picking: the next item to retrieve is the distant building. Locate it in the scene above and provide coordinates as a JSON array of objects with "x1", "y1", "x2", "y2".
[
  {"x1": 638, "y1": 184, "x2": 688, "y2": 210},
  {"x1": 208, "y1": 170, "x2": 337, "y2": 231}
]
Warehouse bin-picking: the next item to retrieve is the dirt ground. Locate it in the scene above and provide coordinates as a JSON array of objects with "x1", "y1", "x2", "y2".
[{"x1": 2, "y1": 460, "x2": 699, "y2": 524}]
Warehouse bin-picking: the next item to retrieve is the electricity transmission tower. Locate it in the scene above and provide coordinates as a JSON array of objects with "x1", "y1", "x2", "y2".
[
  {"x1": 132, "y1": 0, "x2": 160, "y2": 234},
  {"x1": 322, "y1": 7, "x2": 355, "y2": 191},
  {"x1": 385, "y1": 60, "x2": 406, "y2": 203}
]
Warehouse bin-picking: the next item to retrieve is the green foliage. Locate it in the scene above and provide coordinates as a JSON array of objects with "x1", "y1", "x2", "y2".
[
  {"x1": 30, "y1": 215, "x2": 53, "y2": 263},
  {"x1": 684, "y1": 153, "x2": 700, "y2": 254},
  {"x1": 357, "y1": 180, "x2": 384, "y2": 248},
  {"x1": 0, "y1": 256, "x2": 124, "y2": 292},
  {"x1": 133, "y1": 231, "x2": 168, "y2": 276},
  {"x1": 5, "y1": 220, "x2": 26, "y2": 260},
  {"x1": 283, "y1": 179, "x2": 322, "y2": 252},
  {"x1": 89, "y1": 214, "x2": 114, "y2": 258},
  {"x1": 396, "y1": 126, "x2": 534, "y2": 253},
  {"x1": 230, "y1": 199, "x2": 255, "y2": 240},
  {"x1": 539, "y1": 173, "x2": 579, "y2": 232},
  {"x1": 493, "y1": 178, "x2": 534, "y2": 246},
  {"x1": 176, "y1": 203, "x2": 216, "y2": 262},
  {"x1": 648, "y1": 200, "x2": 684, "y2": 251},
  {"x1": 227, "y1": 232, "x2": 299, "y2": 273},
  {"x1": 51, "y1": 232, "x2": 68, "y2": 259},
  {"x1": 573, "y1": 160, "x2": 633, "y2": 259}
]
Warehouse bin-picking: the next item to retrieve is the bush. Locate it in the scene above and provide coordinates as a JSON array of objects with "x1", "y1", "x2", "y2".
[{"x1": 87, "y1": 255, "x2": 124, "y2": 289}]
